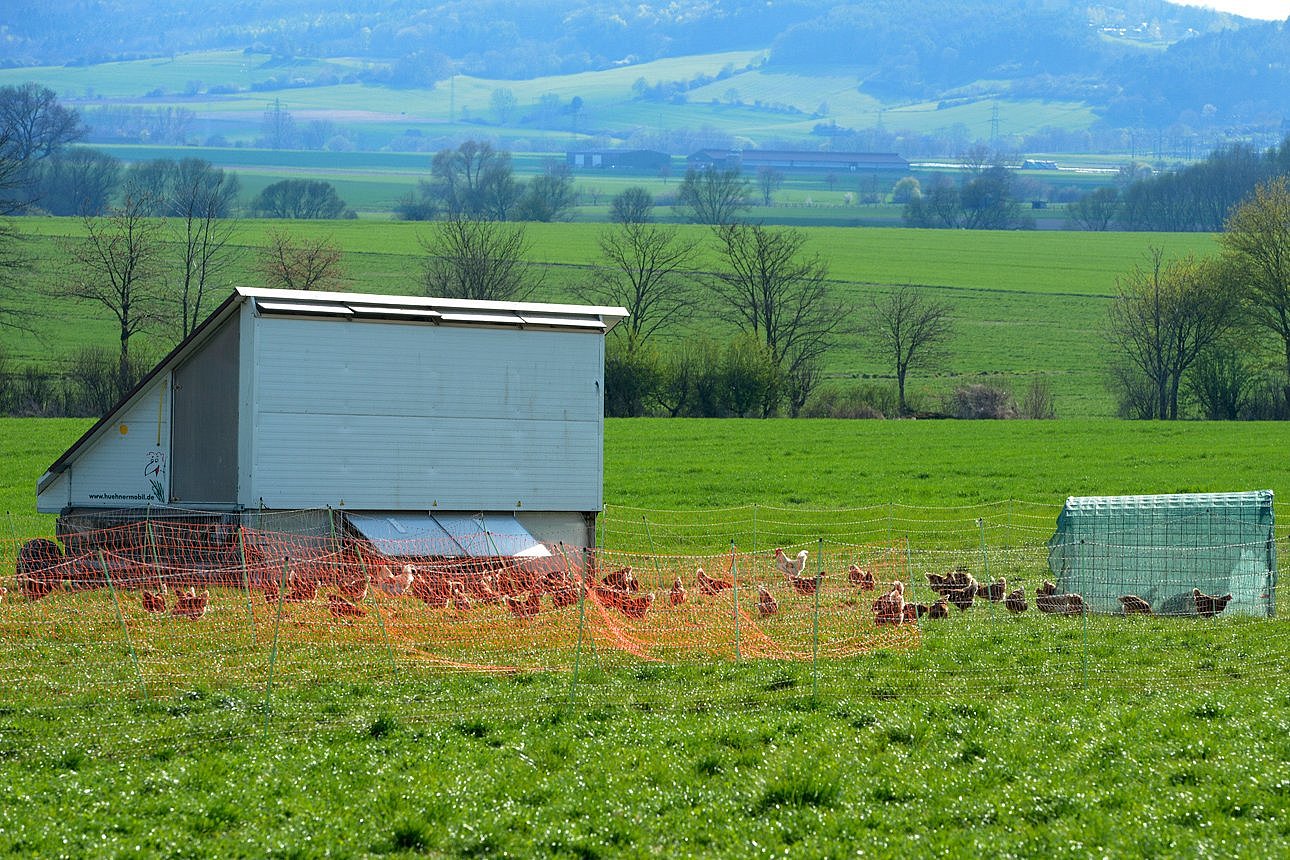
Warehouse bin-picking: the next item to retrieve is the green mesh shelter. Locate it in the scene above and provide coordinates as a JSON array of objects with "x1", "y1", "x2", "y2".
[{"x1": 1047, "y1": 491, "x2": 1276, "y2": 617}]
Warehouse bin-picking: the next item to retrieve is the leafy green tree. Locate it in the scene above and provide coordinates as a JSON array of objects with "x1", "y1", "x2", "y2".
[
  {"x1": 1106, "y1": 249, "x2": 1239, "y2": 419},
  {"x1": 1221, "y1": 177, "x2": 1290, "y2": 406}
]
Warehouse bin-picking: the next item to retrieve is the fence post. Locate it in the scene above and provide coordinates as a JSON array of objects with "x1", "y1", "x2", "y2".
[
  {"x1": 977, "y1": 517, "x2": 993, "y2": 616},
  {"x1": 263, "y1": 555, "x2": 290, "y2": 736},
  {"x1": 905, "y1": 537, "x2": 913, "y2": 598},
  {"x1": 97, "y1": 549, "x2": 147, "y2": 701},
  {"x1": 642, "y1": 516, "x2": 664, "y2": 588},
  {"x1": 357, "y1": 553, "x2": 398, "y2": 681},
  {"x1": 812, "y1": 538, "x2": 823, "y2": 703},
  {"x1": 730, "y1": 541, "x2": 741, "y2": 662},
  {"x1": 236, "y1": 527, "x2": 258, "y2": 647},
  {"x1": 144, "y1": 505, "x2": 161, "y2": 581},
  {"x1": 752, "y1": 504, "x2": 759, "y2": 557},
  {"x1": 1081, "y1": 599, "x2": 1089, "y2": 691},
  {"x1": 560, "y1": 543, "x2": 587, "y2": 708}
]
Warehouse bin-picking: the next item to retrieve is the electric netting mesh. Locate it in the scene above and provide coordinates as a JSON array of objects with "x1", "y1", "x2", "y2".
[
  {"x1": 1047, "y1": 492, "x2": 1276, "y2": 618},
  {"x1": 1, "y1": 498, "x2": 1284, "y2": 725}
]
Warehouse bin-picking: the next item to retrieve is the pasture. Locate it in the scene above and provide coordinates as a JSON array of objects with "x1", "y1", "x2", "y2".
[
  {"x1": 0, "y1": 416, "x2": 1287, "y2": 856},
  {"x1": 2, "y1": 219, "x2": 1220, "y2": 417}
]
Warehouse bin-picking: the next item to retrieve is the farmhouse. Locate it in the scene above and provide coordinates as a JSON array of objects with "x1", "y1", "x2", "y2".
[
  {"x1": 565, "y1": 149, "x2": 670, "y2": 172},
  {"x1": 36, "y1": 287, "x2": 628, "y2": 556},
  {"x1": 686, "y1": 149, "x2": 909, "y2": 173}
]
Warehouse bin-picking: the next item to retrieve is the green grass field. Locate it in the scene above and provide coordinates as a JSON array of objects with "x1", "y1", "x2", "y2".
[
  {"x1": 0, "y1": 416, "x2": 1287, "y2": 856},
  {"x1": 2, "y1": 219, "x2": 1221, "y2": 417}
]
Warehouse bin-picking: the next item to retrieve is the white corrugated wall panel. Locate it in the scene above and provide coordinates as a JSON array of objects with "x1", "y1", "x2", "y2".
[{"x1": 249, "y1": 317, "x2": 603, "y2": 510}]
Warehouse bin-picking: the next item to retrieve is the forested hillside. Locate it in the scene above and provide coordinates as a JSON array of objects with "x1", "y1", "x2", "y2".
[{"x1": 3, "y1": 1, "x2": 1289, "y2": 142}]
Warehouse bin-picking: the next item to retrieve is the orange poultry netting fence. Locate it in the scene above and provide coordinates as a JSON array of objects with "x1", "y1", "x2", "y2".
[
  {"x1": 1, "y1": 499, "x2": 1285, "y2": 723},
  {"x1": 0, "y1": 517, "x2": 920, "y2": 703}
]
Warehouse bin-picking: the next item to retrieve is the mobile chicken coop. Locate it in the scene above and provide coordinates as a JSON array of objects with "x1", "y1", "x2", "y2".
[
  {"x1": 1046, "y1": 491, "x2": 1277, "y2": 617},
  {"x1": 29, "y1": 287, "x2": 627, "y2": 583}
]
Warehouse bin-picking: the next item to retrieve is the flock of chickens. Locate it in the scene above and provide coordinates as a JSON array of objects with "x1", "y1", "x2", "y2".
[{"x1": 9, "y1": 538, "x2": 1237, "y2": 627}]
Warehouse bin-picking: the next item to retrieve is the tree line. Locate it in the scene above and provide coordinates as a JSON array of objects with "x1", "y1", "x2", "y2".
[
  {"x1": 1070, "y1": 138, "x2": 1290, "y2": 233},
  {"x1": 1105, "y1": 177, "x2": 1290, "y2": 420}
]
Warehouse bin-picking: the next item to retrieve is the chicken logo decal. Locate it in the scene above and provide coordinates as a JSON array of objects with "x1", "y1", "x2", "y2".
[{"x1": 144, "y1": 451, "x2": 166, "y2": 502}]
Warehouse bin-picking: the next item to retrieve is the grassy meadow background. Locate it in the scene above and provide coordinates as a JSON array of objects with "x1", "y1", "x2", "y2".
[{"x1": 3, "y1": 219, "x2": 1220, "y2": 419}]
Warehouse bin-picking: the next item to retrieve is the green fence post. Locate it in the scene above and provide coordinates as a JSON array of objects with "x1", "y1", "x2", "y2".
[
  {"x1": 752, "y1": 504, "x2": 759, "y2": 557},
  {"x1": 98, "y1": 549, "x2": 147, "y2": 701},
  {"x1": 731, "y1": 541, "x2": 741, "y2": 662},
  {"x1": 812, "y1": 538, "x2": 823, "y2": 703},
  {"x1": 236, "y1": 527, "x2": 258, "y2": 647},
  {"x1": 641, "y1": 516, "x2": 664, "y2": 588},
  {"x1": 560, "y1": 543, "x2": 587, "y2": 708},
  {"x1": 905, "y1": 537, "x2": 914, "y2": 600},
  {"x1": 263, "y1": 555, "x2": 290, "y2": 736},
  {"x1": 357, "y1": 553, "x2": 398, "y2": 681},
  {"x1": 1081, "y1": 599, "x2": 1089, "y2": 691},
  {"x1": 977, "y1": 517, "x2": 993, "y2": 616}
]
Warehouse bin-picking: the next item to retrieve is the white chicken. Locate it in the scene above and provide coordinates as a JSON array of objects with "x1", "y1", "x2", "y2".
[
  {"x1": 773, "y1": 547, "x2": 809, "y2": 578},
  {"x1": 374, "y1": 563, "x2": 415, "y2": 597}
]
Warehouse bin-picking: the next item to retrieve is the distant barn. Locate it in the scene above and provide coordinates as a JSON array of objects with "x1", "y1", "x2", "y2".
[
  {"x1": 566, "y1": 149, "x2": 671, "y2": 172},
  {"x1": 687, "y1": 149, "x2": 909, "y2": 173}
]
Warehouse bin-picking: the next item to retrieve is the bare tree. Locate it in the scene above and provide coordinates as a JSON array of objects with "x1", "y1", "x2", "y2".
[
  {"x1": 1, "y1": 87, "x2": 83, "y2": 330},
  {"x1": 420, "y1": 216, "x2": 539, "y2": 301},
  {"x1": 258, "y1": 229, "x2": 345, "y2": 292},
  {"x1": 0, "y1": 127, "x2": 29, "y2": 331},
  {"x1": 756, "y1": 166, "x2": 783, "y2": 206},
  {"x1": 1068, "y1": 187, "x2": 1120, "y2": 231},
  {"x1": 1106, "y1": 249, "x2": 1238, "y2": 419},
  {"x1": 170, "y1": 159, "x2": 241, "y2": 337},
  {"x1": 0, "y1": 83, "x2": 85, "y2": 164},
  {"x1": 581, "y1": 221, "x2": 700, "y2": 345},
  {"x1": 251, "y1": 179, "x2": 349, "y2": 219},
  {"x1": 1221, "y1": 177, "x2": 1290, "y2": 405},
  {"x1": 710, "y1": 222, "x2": 843, "y2": 415},
  {"x1": 429, "y1": 140, "x2": 522, "y2": 220},
  {"x1": 867, "y1": 284, "x2": 955, "y2": 415},
  {"x1": 62, "y1": 194, "x2": 169, "y2": 386},
  {"x1": 610, "y1": 186, "x2": 654, "y2": 224},
  {"x1": 676, "y1": 168, "x2": 749, "y2": 225}
]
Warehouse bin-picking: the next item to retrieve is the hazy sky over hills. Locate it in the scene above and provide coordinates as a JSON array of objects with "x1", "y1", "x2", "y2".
[{"x1": 1172, "y1": 0, "x2": 1288, "y2": 19}]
